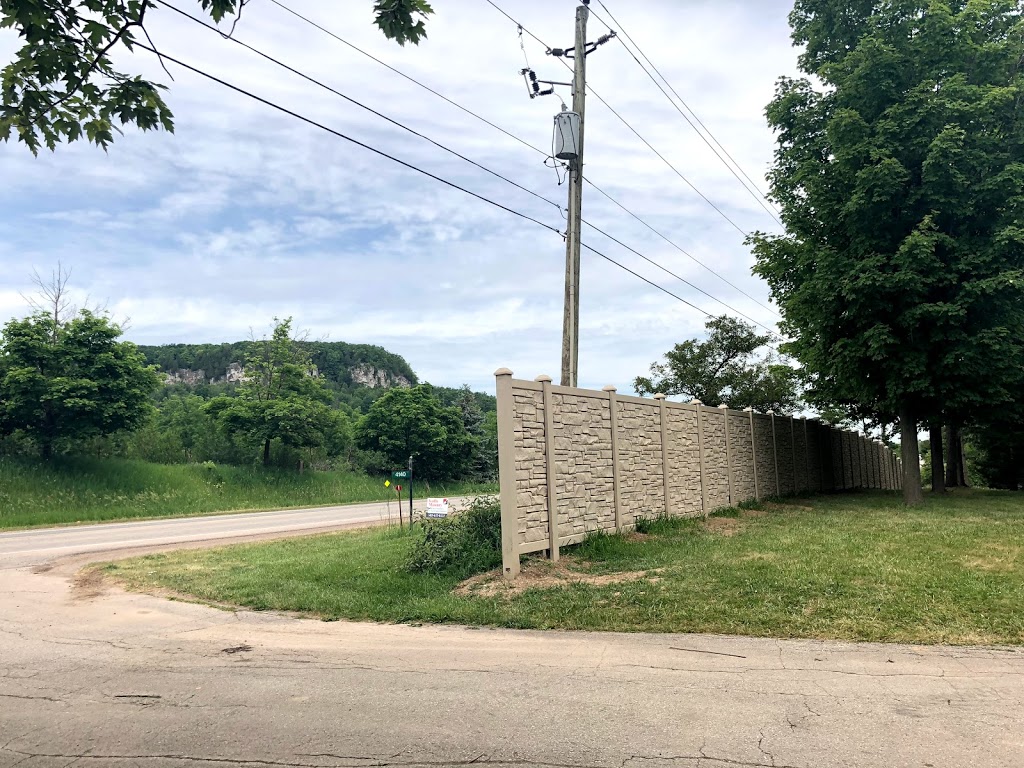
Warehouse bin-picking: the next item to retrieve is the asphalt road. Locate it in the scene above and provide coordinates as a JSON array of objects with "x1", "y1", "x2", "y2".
[
  {"x1": 0, "y1": 497, "x2": 463, "y2": 571},
  {"x1": 1, "y1": 505, "x2": 1022, "y2": 768}
]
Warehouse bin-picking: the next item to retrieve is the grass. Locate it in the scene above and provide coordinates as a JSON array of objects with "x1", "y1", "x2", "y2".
[
  {"x1": 104, "y1": 489, "x2": 1024, "y2": 645},
  {"x1": 0, "y1": 455, "x2": 497, "y2": 530}
]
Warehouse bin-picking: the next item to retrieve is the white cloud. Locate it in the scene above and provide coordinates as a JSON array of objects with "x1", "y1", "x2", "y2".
[{"x1": 0, "y1": 0, "x2": 801, "y2": 394}]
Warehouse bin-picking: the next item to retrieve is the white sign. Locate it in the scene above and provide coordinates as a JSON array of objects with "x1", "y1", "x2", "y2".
[{"x1": 425, "y1": 497, "x2": 450, "y2": 519}]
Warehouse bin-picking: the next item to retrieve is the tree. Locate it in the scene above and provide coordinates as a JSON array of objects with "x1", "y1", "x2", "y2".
[
  {"x1": 206, "y1": 318, "x2": 334, "y2": 467},
  {"x1": 355, "y1": 385, "x2": 476, "y2": 482},
  {"x1": 0, "y1": 309, "x2": 160, "y2": 457},
  {"x1": 634, "y1": 316, "x2": 801, "y2": 414},
  {"x1": 1, "y1": 0, "x2": 434, "y2": 154},
  {"x1": 750, "y1": 0, "x2": 1024, "y2": 504}
]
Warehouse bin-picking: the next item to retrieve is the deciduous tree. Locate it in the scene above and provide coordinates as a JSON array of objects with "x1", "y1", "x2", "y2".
[
  {"x1": 355, "y1": 385, "x2": 476, "y2": 482},
  {"x1": 0, "y1": 309, "x2": 159, "y2": 457},
  {"x1": 1, "y1": 0, "x2": 434, "y2": 153},
  {"x1": 751, "y1": 0, "x2": 1024, "y2": 504},
  {"x1": 206, "y1": 318, "x2": 334, "y2": 467},
  {"x1": 634, "y1": 316, "x2": 800, "y2": 414}
]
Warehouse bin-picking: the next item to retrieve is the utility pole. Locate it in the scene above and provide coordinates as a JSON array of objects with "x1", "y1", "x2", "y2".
[
  {"x1": 561, "y1": 3, "x2": 589, "y2": 388},
  {"x1": 518, "y1": 2, "x2": 614, "y2": 387}
]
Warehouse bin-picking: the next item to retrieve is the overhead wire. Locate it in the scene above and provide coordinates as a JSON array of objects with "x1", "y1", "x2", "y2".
[
  {"x1": 587, "y1": 3, "x2": 783, "y2": 226},
  {"x1": 262, "y1": 0, "x2": 781, "y2": 320},
  {"x1": 485, "y1": 0, "x2": 753, "y2": 238},
  {"x1": 133, "y1": 44, "x2": 788, "y2": 346},
  {"x1": 593, "y1": 0, "x2": 782, "y2": 217},
  {"x1": 157, "y1": 1, "x2": 777, "y2": 333}
]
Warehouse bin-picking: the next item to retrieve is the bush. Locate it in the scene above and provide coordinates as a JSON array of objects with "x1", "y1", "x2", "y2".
[{"x1": 406, "y1": 496, "x2": 501, "y2": 577}]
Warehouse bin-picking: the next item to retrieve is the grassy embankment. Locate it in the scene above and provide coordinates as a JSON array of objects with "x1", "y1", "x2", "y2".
[
  {"x1": 0, "y1": 456, "x2": 497, "y2": 529},
  {"x1": 106, "y1": 489, "x2": 1024, "y2": 645}
]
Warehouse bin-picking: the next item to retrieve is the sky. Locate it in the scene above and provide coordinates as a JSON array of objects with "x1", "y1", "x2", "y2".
[{"x1": 0, "y1": 0, "x2": 802, "y2": 395}]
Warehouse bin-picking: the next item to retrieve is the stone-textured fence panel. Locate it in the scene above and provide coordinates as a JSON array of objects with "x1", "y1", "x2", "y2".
[{"x1": 496, "y1": 371, "x2": 904, "y2": 577}]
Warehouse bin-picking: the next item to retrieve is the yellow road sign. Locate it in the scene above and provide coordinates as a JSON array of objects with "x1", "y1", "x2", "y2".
[{"x1": 384, "y1": 479, "x2": 391, "y2": 488}]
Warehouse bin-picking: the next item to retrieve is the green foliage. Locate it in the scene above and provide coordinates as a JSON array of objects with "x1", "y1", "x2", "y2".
[
  {"x1": 112, "y1": 490, "x2": 1024, "y2": 644},
  {"x1": 1, "y1": 0, "x2": 433, "y2": 153},
  {"x1": 205, "y1": 318, "x2": 337, "y2": 466},
  {"x1": 751, "y1": 0, "x2": 1024, "y2": 441},
  {"x1": 355, "y1": 384, "x2": 477, "y2": 481},
  {"x1": 0, "y1": 309, "x2": 160, "y2": 457},
  {"x1": 634, "y1": 315, "x2": 801, "y2": 414},
  {"x1": 405, "y1": 497, "x2": 501, "y2": 578},
  {"x1": 0, "y1": 454, "x2": 498, "y2": 529}
]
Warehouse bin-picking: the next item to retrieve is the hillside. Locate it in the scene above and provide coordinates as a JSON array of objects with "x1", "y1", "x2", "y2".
[{"x1": 138, "y1": 341, "x2": 418, "y2": 390}]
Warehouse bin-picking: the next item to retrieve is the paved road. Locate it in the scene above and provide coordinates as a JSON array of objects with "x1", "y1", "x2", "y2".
[
  {"x1": 1, "y1": 506, "x2": 1022, "y2": 768},
  {"x1": 0, "y1": 497, "x2": 468, "y2": 571}
]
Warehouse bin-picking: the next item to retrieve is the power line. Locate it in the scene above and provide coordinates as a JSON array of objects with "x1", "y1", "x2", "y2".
[
  {"x1": 135, "y1": 43, "x2": 564, "y2": 236},
  {"x1": 593, "y1": 0, "x2": 782, "y2": 218},
  {"x1": 588, "y1": 2, "x2": 783, "y2": 226},
  {"x1": 482, "y1": 0, "x2": 752, "y2": 238},
  {"x1": 158, "y1": 3, "x2": 776, "y2": 332},
  {"x1": 159, "y1": 2, "x2": 563, "y2": 217},
  {"x1": 133, "y1": 43, "x2": 757, "y2": 332},
  {"x1": 582, "y1": 218, "x2": 775, "y2": 333},
  {"x1": 584, "y1": 177, "x2": 780, "y2": 317},
  {"x1": 241, "y1": 0, "x2": 782, "y2": 320},
  {"x1": 267, "y1": 0, "x2": 549, "y2": 160}
]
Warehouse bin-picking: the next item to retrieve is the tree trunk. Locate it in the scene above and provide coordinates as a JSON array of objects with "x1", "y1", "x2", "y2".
[
  {"x1": 930, "y1": 423, "x2": 946, "y2": 494},
  {"x1": 262, "y1": 439, "x2": 271, "y2": 467},
  {"x1": 945, "y1": 425, "x2": 960, "y2": 487},
  {"x1": 41, "y1": 440, "x2": 53, "y2": 461},
  {"x1": 958, "y1": 431, "x2": 971, "y2": 487},
  {"x1": 900, "y1": 404, "x2": 924, "y2": 505}
]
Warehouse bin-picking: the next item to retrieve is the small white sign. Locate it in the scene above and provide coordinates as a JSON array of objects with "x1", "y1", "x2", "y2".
[{"x1": 425, "y1": 497, "x2": 450, "y2": 519}]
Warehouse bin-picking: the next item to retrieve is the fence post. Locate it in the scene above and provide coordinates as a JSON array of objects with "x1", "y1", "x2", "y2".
[
  {"x1": 537, "y1": 375, "x2": 559, "y2": 563},
  {"x1": 770, "y1": 412, "x2": 780, "y2": 497},
  {"x1": 604, "y1": 385, "x2": 622, "y2": 532},
  {"x1": 495, "y1": 368, "x2": 520, "y2": 579},
  {"x1": 655, "y1": 394, "x2": 671, "y2": 516},
  {"x1": 802, "y1": 418, "x2": 811, "y2": 494},
  {"x1": 693, "y1": 400, "x2": 708, "y2": 516},
  {"x1": 790, "y1": 416, "x2": 798, "y2": 494},
  {"x1": 721, "y1": 404, "x2": 734, "y2": 506},
  {"x1": 746, "y1": 407, "x2": 760, "y2": 501},
  {"x1": 818, "y1": 423, "x2": 827, "y2": 491}
]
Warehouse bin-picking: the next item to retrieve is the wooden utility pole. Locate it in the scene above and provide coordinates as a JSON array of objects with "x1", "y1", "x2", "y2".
[{"x1": 561, "y1": 3, "x2": 589, "y2": 388}]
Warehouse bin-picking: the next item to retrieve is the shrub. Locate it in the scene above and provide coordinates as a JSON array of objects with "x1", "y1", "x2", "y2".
[{"x1": 406, "y1": 496, "x2": 501, "y2": 577}]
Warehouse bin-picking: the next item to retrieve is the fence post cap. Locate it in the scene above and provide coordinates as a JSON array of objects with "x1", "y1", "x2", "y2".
[
  {"x1": 653, "y1": 393, "x2": 668, "y2": 400},
  {"x1": 494, "y1": 368, "x2": 514, "y2": 377},
  {"x1": 534, "y1": 374, "x2": 553, "y2": 383},
  {"x1": 768, "y1": 410, "x2": 776, "y2": 415},
  {"x1": 718, "y1": 403, "x2": 729, "y2": 409},
  {"x1": 743, "y1": 407, "x2": 754, "y2": 412},
  {"x1": 602, "y1": 385, "x2": 617, "y2": 392},
  {"x1": 690, "y1": 399, "x2": 703, "y2": 405}
]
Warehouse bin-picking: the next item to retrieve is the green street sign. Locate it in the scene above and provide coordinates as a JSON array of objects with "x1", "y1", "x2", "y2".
[{"x1": 392, "y1": 470, "x2": 411, "y2": 480}]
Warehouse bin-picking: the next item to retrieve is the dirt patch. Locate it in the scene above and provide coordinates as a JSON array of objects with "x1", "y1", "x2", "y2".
[
  {"x1": 741, "y1": 508, "x2": 769, "y2": 518},
  {"x1": 455, "y1": 560, "x2": 664, "y2": 599},
  {"x1": 964, "y1": 544, "x2": 1021, "y2": 573},
  {"x1": 703, "y1": 517, "x2": 745, "y2": 537},
  {"x1": 762, "y1": 501, "x2": 814, "y2": 512},
  {"x1": 737, "y1": 551, "x2": 777, "y2": 562},
  {"x1": 623, "y1": 532, "x2": 654, "y2": 543},
  {"x1": 72, "y1": 566, "x2": 108, "y2": 601}
]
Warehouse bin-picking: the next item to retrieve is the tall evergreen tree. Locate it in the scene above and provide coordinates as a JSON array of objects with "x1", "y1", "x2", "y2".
[{"x1": 751, "y1": 0, "x2": 1024, "y2": 503}]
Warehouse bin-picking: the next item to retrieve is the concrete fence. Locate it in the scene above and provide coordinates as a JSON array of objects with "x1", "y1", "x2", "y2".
[{"x1": 495, "y1": 369, "x2": 903, "y2": 578}]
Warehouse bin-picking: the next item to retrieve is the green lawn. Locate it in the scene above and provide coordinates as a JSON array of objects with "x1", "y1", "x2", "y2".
[
  {"x1": 105, "y1": 489, "x2": 1024, "y2": 645},
  {"x1": 0, "y1": 455, "x2": 497, "y2": 529}
]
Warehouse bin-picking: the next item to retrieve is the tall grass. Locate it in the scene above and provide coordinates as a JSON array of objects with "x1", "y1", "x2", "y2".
[{"x1": 0, "y1": 455, "x2": 497, "y2": 529}]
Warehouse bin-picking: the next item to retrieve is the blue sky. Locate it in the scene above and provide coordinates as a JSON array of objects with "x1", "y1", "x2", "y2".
[{"x1": 1, "y1": 0, "x2": 800, "y2": 394}]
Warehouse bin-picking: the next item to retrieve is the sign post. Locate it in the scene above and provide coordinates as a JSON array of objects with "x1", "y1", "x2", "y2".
[{"x1": 392, "y1": 468, "x2": 412, "y2": 526}]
